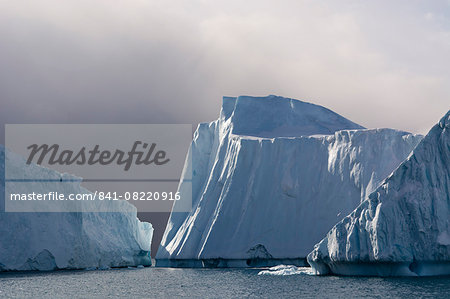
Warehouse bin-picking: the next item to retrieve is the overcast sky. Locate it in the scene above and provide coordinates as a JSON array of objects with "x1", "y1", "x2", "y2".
[{"x1": 1, "y1": 0, "x2": 449, "y2": 137}]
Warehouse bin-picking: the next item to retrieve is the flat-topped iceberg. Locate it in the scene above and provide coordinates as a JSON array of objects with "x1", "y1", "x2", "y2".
[
  {"x1": 0, "y1": 146, "x2": 153, "y2": 271},
  {"x1": 223, "y1": 95, "x2": 364, "y2": 138},
  {"x1": 156, "y1": 95, "x2": 422, "y2": 267},
  {"x1": 307, "y1": 110, "x2": 450, "y2": 277}
]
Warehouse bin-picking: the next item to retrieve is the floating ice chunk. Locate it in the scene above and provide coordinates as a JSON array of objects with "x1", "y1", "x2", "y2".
[{"x1": 258, "y1": 265, "x2": 315, "y2": 276}]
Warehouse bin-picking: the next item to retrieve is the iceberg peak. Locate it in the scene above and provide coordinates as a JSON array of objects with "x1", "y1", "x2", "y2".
[
  {"x1": 439, "y1": 110, "x2": 450, "y2": 129},
  {"x1": 220, "y1": 95, "x2": 364, "y2": 138}
]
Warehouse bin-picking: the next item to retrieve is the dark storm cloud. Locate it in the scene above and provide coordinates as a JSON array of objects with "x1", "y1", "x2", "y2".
[{"x1": 1, "y1": 0, "x2": 449, "y2": 138}]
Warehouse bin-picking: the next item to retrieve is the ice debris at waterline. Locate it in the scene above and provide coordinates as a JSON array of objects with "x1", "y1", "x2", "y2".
[
  {"x1": 0, "y1": 146, "x2": 153, "y2": 271},
  {"x1": 308, "y1": 110, "x2": 450, "y2": 277},
  {"x1": 258, "y1": 265, "x2": 315, "y2": 276},
  {"x1": 156, "y1": 95, "x2": 422, "y2": 267}
]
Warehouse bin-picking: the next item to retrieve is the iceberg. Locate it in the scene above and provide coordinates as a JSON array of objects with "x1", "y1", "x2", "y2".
[
  {"x1": 156, "y1": 95, "x2": 422, "y2": 267},
  {"x1": 307, "y1": 110, "x2": 450, "y2": 277},
  {"x1": 0, "y1": 146, "x2": 153, "y2": 271}
]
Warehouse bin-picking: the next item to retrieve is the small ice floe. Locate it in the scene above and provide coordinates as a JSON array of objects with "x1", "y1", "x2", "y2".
[{"x1": 257, "y1": 265, "x2": 315, "y2": 276}]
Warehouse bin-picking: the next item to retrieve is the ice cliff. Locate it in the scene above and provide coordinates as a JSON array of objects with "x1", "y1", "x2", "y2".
[
  {"x1": 0, "y1": 146, "x2": 153, "y2": 271},
  {"x1": 156, "y1": 95, "x2": 422, "y2": 267},
  {"x1": 307, "y1": 110, "x2": 450, "y2": 276}
]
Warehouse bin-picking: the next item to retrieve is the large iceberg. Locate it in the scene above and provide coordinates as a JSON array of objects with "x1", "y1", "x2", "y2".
[
  {"x1": 307, "y1": 110, "x2": 450, "y2": 276},
  {"x1": 156, "y1": 95, "x2": 422, "y2": 267},
  {"x1": 0, "y1": 146, "x2": 153, "y2": 271}
]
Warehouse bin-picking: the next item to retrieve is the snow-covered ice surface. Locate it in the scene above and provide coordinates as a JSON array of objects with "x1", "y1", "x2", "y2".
[
  {"x1": 307, "y1": 110, "x2": 450, "y2": 277},
  {"x1": 258, "y1": 265, "x2": 314, "y2": 276},
  {"x1": 0, "y1": 146, "x2": 153, "y2": 271},
  {"x1": 156, "y1": 95, "x2": 422, "y2": 267}
]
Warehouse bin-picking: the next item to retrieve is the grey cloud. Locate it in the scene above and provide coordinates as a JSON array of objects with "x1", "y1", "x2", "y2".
[{"x1": 0, "y1": 0, "x2": 449, "y2": 140}]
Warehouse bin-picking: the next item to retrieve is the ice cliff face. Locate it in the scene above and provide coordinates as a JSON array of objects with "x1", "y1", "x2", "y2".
[
  {"x1": 156, "y1": 95, "x2": 422, "y2": 266},
  {"x1": 307, "y1": 110, "x2": 450, "y2": 277},
  {"x1": 0, "y1": 147, "x2": 153, "y2": 271}
]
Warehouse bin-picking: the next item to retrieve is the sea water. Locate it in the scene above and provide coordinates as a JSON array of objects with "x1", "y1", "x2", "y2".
[{"x1": 0, "y1": 267, "x2": 449, "y2": 298}]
